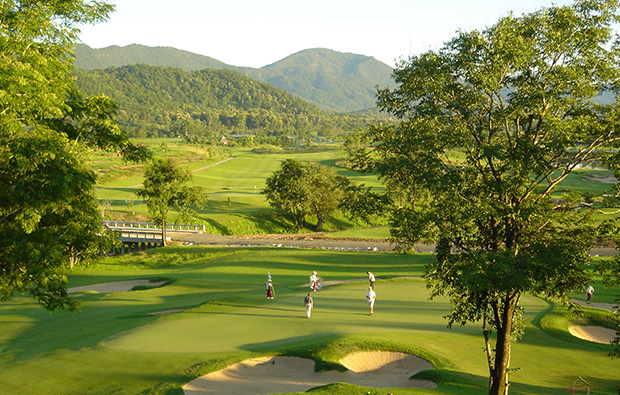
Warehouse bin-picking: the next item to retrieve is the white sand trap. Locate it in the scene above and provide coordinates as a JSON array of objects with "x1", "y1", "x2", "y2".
[
  {"x1": 183, "y1": 352, "x2": 435, "y2": 395},
  {"x1": 68, "y1": 280, "x2": 166, "y2": 294},
  {"x1": 569, "y1": 325, "x2": 617, "y2": 344}
]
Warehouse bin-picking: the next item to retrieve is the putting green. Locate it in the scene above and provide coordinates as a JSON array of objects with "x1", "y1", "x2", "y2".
[{"x1": 104, "y1": 281, "x2": 470, "y2": 353}]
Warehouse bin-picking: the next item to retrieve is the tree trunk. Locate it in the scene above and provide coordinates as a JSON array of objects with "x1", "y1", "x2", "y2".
[
  {"x1": 161, "y1": 217, "x2": 167, "y2": 247},
  {"x1": 489, "y1": 295, "x2": 516, "y2": 395},
  {"x1": 316, "y1": 216, "x2": 324, "y2": 231}
]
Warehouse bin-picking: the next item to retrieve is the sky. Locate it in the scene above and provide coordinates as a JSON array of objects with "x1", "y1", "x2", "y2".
[{"x1": 78, "y1": 0, "x2": 574, "y2": 69}]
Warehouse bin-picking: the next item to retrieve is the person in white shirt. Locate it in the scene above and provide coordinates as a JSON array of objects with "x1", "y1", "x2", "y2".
[
  {"x1": 367, "y1": 271, "x2": 375, "y2": 289},
  {"x1": 586, "y1": 285, "x2": 594, "y2": 302},
  {"x1": 310, "y1": 271, "x2": 318, "y2": 291},
  {"x1": 366, "y1": 287, "x2": 376, "y2": 315}
]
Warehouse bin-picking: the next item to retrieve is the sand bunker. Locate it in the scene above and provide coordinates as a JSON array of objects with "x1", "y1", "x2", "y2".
[
  {"x1": 183, "y1": 352, "x2": 435, "y2": 395},
  {"x1": 583, "y1": 174, "x2": 618, "y2": 184},
  {"x1": 569, "y1": 325, "x2": 617, "y2": 344},
  {"x1": 67, "y1": 279, "x2": 166, "y2": 294}
]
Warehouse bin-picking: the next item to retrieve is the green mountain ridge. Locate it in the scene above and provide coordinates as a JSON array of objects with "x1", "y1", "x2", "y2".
[
  {"x1": 74, "y1": 64, "x2": 376, "y2": 138},
  {"x1": 74, "y1": 44, "x2": 395, "y2": 112}
]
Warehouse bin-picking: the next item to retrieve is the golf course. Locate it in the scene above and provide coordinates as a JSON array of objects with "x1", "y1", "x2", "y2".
[
  {"x1": 0, "y1": 245, "x2": 618, "y2": 394},
  {"x1": 0, "y1": 144, "x2": 618, "y2": 394}
]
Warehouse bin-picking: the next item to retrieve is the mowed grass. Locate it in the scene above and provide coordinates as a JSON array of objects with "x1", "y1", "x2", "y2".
[
  {"x1": 93, "y1": 142, "x2": 385, "y2": 235},
  {"x1": 0, "y1": 247, "x2": 618, "y2": 394},
  {"x1": 92, "y1": 140, "x2": 620, "y2": 237}
]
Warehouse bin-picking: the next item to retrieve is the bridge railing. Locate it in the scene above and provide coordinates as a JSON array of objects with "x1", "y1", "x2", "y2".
[
  {"x1": 103, "y1": 220, "x2": 205, "y2": 233},
  {"x1": 120, "y1": 231, "x2": 163, "y2": 242}
]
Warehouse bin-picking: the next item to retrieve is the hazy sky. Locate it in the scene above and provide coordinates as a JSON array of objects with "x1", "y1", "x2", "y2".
[{"x1": 78, "y1": 0, "x2": 573, "y2": 68}]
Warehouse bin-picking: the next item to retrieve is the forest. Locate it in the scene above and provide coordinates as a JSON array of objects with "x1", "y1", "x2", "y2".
[{"x1": 74, "y1": 65, "x2": 383, "y2": 139}]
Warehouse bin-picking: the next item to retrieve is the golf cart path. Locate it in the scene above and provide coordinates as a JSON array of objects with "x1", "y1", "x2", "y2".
[{"x1": 173, "y1": 232, "x2": 619, "y2": 256}]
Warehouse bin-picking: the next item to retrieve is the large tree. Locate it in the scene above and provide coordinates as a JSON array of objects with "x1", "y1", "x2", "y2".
[
  {"x1": 352, "y1": 1, "x2": 620, "y2": 393},
  {"x1": 0, "y1": 1, "x2": 146, "y2": 311},
  {"x1": 262, "y1": 159, "x2": 353, "y2": 231},
  {"x1": 262, "y1": 159, "x2": 309, "y2": 228},
  {"x1": 137, "y1": 158, "x2": 206, "y2": 246}
]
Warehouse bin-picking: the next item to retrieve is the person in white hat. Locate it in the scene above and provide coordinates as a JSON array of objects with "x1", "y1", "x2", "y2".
[
  {"x1": 310, "y1": 271, "x2": 318, "y2": 291},
  {"x1": 366, "y1": 271, "x2": 375, "y2": 288},
  {"x1": 586, "y1": 285, "x2": 594, "y2": 302}
]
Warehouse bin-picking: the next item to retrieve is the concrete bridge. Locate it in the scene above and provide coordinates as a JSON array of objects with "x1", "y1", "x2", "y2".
[
  {"x1": 103, "y1": 220, "x2": 205, "y2": 233},
  {"x1": 103, "y1": 221, "x2": 205, "y2": 254}
]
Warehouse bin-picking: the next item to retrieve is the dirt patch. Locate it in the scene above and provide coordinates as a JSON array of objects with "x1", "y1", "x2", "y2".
[
  {"x1": 68, "y1": 280, "x2": 166, "y2": 294},
  {"x1": 183, "y1": 352, "x2": 435, "y2": 394},
  {"x1": 569, "y1": 325, "x2": 617, "y2": 344}
]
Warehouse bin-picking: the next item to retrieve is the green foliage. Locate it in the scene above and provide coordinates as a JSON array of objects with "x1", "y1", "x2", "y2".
[
  {"x1": 74, "y1": 45, "x2": 396, "y2": 113},
  {"x1": 74, "y1": 64, "x2": 378, "y2": 138},
  {"x1": 262, "y1": 159, "x2": 309, "y2": 228},
  {"x1": 262, "y1": 159, "x2": 365, "y2": 231},
  {"x1": 0, "y1": 0, "x2": 140, "y2": 311},
  {"x1": 137, "y1": 158, "x2": 207, "y2": 245},
  {"x1": 354, "y1": 0, "x2": 620, "y2": 393}
]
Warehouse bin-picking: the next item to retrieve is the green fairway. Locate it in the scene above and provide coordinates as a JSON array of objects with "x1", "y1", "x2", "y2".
[
  {"x1": 92, "y1": 142, "x2": 387, "y2": 235},
  {"x1": 91, "y1": 141, "x2": 620, "y2": 238},
  {"x1": 0, "y1": 247, "x2": 618, "y2": 394}
]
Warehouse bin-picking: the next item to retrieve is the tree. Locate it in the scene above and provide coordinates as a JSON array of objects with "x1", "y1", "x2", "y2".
[
  {"x1": 352, "y1": 1, "x2": 620, "y2": 393},
  {"x1": 262, "y1": 159, "x2": 309, "y2": 228},
  {"x1": 303, "y1": 161, "x2": 350, "y2": 231},
  {"x1": 262, "y1": 159, "x2": 355, "y2": 231},
  {"x1": 137, "y1": 158, "x2": 206, "y2": 246},
  {"x1": 0, "y1": 1, "x2": 146, "y2": 311}
]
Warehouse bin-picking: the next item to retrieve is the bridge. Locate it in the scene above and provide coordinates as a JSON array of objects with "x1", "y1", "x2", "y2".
[
  {"x1": 103, "y1": 220, "x2": 205, "y2": 233},
  {"x1": 103, "y1": 221, "x2": 205, "y2": 254}
]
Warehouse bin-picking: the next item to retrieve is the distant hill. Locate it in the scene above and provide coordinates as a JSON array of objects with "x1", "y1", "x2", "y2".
[
  {"x1": 240, "y1": 48, "x2": 395, "y2": 112},
  {"x1": 74, "y1": 44, "x2": 395, "y2": 112},
  {"x1": 74, "y1": 44, "x2": 230, "y2": 71},
  {"x1": 74, "y1": 64, "x2": 376, "y2": 138}
]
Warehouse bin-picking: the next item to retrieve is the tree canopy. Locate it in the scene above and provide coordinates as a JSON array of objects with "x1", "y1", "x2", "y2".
[
  {"x1": 262, "y1": 159, "x2": 356, "y2": 231},
  {"x1": 136, "y1": 158, "x2": 206, "y2": 246},
  {"x1": 74, "y1": 65, "x2": 378, "y2": 138},
  {"x1": 0, "y1": 1, "x2": 145, "y2": 311},
  {"x1": 352, "y1": 0, "x2": 620, "y2": 393}
]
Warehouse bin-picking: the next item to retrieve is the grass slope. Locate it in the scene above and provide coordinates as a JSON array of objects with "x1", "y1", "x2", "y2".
[{"x1": 0, "y1": 247, "x2": 618, "y2": 394}]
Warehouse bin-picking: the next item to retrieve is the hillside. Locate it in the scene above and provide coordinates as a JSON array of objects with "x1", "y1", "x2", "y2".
[
  {"x1": 74, "y1": 64, "x2": 375, "y2": 138},
  {"x1": 74, "y1": 44, "x2": 395, "y2": 112},
  {"x1": 74, "y1": 44, "x2": 230, "y2": 71},
  {"x1": 240, "y1": 48, "x2": 395, "y2": 112}
]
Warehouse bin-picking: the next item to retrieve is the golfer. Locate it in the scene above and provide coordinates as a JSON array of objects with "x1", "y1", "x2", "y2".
[
  {"x1": 366, "y1": 287, "x2": 376, "y2": 315},
  {"x1": 586, "y1": 285, "x2": 594, "y2": 302},
  {"x1": 310, "y1": 271, "x2": 318, "y2": 291},
  {"x1": 266, "y1": 279, "x2": 274, "y2": 299},
  {"x1": 304, "y1": 293, "x2": 314, "y2": 318},
  {"x1": 367, "y1": 271, "x2": 375, "y2": 288}
]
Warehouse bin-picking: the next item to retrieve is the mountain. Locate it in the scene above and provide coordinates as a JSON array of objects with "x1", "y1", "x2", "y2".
[
  {"x1": 73, "y1": 44, "x2": 395, "y2": 112},
  {"x1": 74, "y1": 44, "x2": 230, "y2": 71},
  {"x1": 240, "y1": 48, "x2": 395, "y2": 112},
  {"x1": 73, "y1": 64, "x2": 375, "y2": 138}
]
